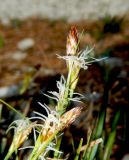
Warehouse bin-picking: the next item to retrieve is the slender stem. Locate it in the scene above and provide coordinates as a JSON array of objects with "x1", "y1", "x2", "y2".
[
  {"x1": 74, "y1": 138, "x2": 83, "y2": 160},
  {"x1": 4, "y1": 144, "x2": 15, "y2": 160},
  {"x1": 0, "y1": 99, "x2": 25, "y2": 119},
  {"x1": 28, "y1": 130, "x2": 59, "y2": 160},
  {"x1": 4, "y1": 152, "x2": 13, "y2": 160},
  {"x1": 54, "y1": 136, "x2": 62, "y2": 158}
]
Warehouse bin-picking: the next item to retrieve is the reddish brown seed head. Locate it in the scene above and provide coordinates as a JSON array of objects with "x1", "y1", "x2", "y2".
[{"x1": 66, "y1": 26, "x2": 79, "y2": 55}]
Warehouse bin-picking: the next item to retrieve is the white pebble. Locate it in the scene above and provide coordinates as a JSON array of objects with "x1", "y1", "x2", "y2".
[
  {"x1": 17, "y1": 38, "x2": 35, "y2": 51},
  {"x1": 122, "y1": 154, "x2": 129, "y2": 160},
  {"x1": 12, "y1": 51, "x2": 27, "y2": 60}
]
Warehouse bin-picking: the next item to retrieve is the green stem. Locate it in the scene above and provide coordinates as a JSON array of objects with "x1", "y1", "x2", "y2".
[
  {"x1": 4, "y1": 144, "x2": 16, "y2": 160},
  {"x1": 4, "y1": 153, "x2": 12, "y2": 160},
  {"x1": 4, "y1": 152, "x2": 13, "y2": 160},
  {"x1": 28, "y1": 130, "x2": 59, "y2": 160},
  {"x1": 54, "y1": 136, "x2": 62, "y2": 158},
  {"x1": 74, "y1": 138, "x2": 83, "y2": 160},
  {"x1": 103, "y1": 111, "x2": 120, "y2": 160},
  {"x1": 0, "y1": 99, "x2": 25, "y2": 119}
]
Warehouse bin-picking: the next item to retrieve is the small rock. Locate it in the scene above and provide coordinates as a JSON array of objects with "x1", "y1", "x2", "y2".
[
  {"x1": 0, "y1": 85, "x2": 19, "y2": 99},
  {"x1": 122, "y1": 154, "x2": 129, "y2": 160},
  {"x1": 17, "y1": 38, "x2": 35, "y2": 51},
  {"x1": 11, "y1": 51, "x2": 27, "y2": 60},
  {"x1": 0, "y1": 18, "x2": 10, "y2": 26}
]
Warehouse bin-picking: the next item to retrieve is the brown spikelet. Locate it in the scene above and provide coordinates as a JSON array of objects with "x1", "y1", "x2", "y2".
[
  {"x1": 90, "y1": 138, "x2": 103, "y2": 147},
  {"x1": 66, "y1": 26, "x2": 79, "y2": 56},
  {"x1": 40, "y1": 107, "x2": 82, "y2": 142},
  {"x1": 60, "y1": 106, "x2": 82, "y2": 129},
  {"x1": 41, "y1": 122, "x2": 58, "y2": 141}
]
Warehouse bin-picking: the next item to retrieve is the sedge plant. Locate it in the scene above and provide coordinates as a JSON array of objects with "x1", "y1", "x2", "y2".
[{"x1": 2, "y1": 26, "x2": 105, "y2": 160}]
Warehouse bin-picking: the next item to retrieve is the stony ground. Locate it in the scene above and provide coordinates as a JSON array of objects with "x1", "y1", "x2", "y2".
[
  {"x1": 0, "y1": 17, "x2": 129, "y2": 88},
  {"x1": 0, "y1": 17, "x2": 129, "y2": 159}
]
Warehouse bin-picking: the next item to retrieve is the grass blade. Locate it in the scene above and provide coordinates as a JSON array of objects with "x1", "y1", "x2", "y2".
[{"x1": 74, "y1": 138, "x2": 83, "y2": 160}]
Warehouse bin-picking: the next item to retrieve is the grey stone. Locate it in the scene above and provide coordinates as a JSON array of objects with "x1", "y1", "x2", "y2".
[
  {"x1": 11, "y1": 51, "x2": 27, "y2": 60},
  {"x1": 17, "y1": 38, "x2": 35, "y2": 51},
  {"x1": 122, "y1": 154, "x2": 129, "y2": 160},
  {"x1": 0, "y1": 85, "x2": 19, "y2": 98}
]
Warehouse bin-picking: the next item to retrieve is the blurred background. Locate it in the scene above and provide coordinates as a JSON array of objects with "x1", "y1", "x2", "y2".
[
  {"x1": 0, "y1": 0, "x2": 129, "y2": 160},
  {"x1": 0, "y1": 0, "x2": 129, "y2": 21}
]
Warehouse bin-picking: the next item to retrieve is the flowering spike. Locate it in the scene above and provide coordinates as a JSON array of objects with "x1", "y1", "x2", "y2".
[
  {"x1": 5, "y1": 119, "x2": 36, "y2": 160},
  {"x1": 8, "y1": 119, "x2": 36, "y2": 147},
  {"x1": 66, "y1": 26, "x2": 79, "y2": 56}
]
